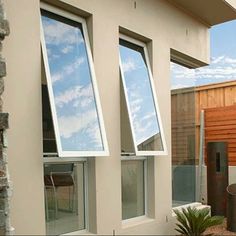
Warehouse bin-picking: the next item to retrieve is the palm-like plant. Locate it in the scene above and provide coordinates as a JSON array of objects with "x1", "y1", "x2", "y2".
[{"x1": 173, "y1": 206, "x2": 224, "y2": 236}]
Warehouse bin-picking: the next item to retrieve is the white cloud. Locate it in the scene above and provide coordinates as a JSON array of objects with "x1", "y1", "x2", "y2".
[
  {"x1": 129, "y1": 93, "x2": 160, "y2": 144},
  {"x1": 225, "y1": 57, "x2": 236, "y2": 64},
  {"x1": 130, "y1": 97, "x2": 142, "y2": 118},
  {"x1": 134, "y1": 121, "x2": 146, "y2": 141},
  {"x1": 86, "y1": 122, "x2": 103, "y2": 148},
  {"x1": 58, "y1": 109, "x2": 103, "y2": 149},
  {"x1": 52, "y1": 74, "x2": 63, "y2": 83},
  {"x1": 58, "y1": 110, "x2": 97, "y2": 138},
  {"x1": 47, "y1": 48, "x2": 60, "y2": 61},
  {"x1": 80, "y1": 83, "x2": 93, "y2": 97},
  {"x1": 80, "y1": 97, "x2": 93, "y2": 108},
  {"x1": 134, "y1": 118, "x2": 157, "y2": 145},
  {"x1": 51, "y1": 56, "x2": 85, "y2": 84},
  {"x1": 212, "y1": 56, "x2": 225, "y2": 64},
  {"x1": 142, "y1": 112, "x2": 156, "y2": 121},
  {"x1": 61, "y1": 45, "x2": 74, "y2": 54},
  {"x1": 55, "y1": 84, "x2": 93, "y2": 108},
  {"x1": 131, "y1": 104, "x2": 141, "y2": 114},
  {"x1": 73, "y1": 84, "x2": 94, "y2": 108},
  {"x1": 171, "y1": 56, "x2": 236, "y2": 89},
  {"x1": 64, "y1": 57, "x2": 85, "y2": 75},
  {"x1": 172, "y1": 65, "x2": 196, "y2": 80},
  {"x1": 55, "y1": 85, "x2": 82, "y2": 107},
  {"x1": 122, "y1": 58, "x2": 136, "y2": 73},
  {"x1": 171, "y1": 83, "x2": 192, "y2": 90},
  {"x1": 211, "y1": 56, "x2": 236, "y2": 65},
  {"x1": 127, "y1": 83, "x2": 160, "y2": 144},
  {"x1": 43, "y1": 19, "x2": 84, "y2": 46}
]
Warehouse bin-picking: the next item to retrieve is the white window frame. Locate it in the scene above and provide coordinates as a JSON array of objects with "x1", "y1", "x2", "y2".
[
  {"x1": 43, "y1": 159, "x2": 89, "y2": 235},
  {"x1": 121, "y1": 156, "x2": 147, "y2": 222},
  {"x1": 119, "y1": 34, "x2": 167, "y2": 156},
  {"x1": 40, "y1": 3, "x2": 109, "y2": 158}
]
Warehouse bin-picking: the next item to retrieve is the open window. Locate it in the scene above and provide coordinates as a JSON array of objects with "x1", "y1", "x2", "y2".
[
  {"x1": 119, "y1": 35, "x2": 167, "y2": 156},
  {"x1": 40, "y1": 5, "x2": 109, "y2": 157}
]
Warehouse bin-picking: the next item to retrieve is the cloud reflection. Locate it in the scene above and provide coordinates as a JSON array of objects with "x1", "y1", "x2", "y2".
[
  {"x1": 171, "y1": 55, "x2": 236, "y2": 89},
  {"x1": 120, "y1": 42, "x2": 163, "y2": 150},
  {"x1": 42, "y1": 13, "x2": 104, "y2": 151}
]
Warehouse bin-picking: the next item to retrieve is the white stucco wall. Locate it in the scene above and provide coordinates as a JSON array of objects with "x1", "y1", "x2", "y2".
[{"x1": 2, "y1": 0, "x2": 209, "y2": 234}]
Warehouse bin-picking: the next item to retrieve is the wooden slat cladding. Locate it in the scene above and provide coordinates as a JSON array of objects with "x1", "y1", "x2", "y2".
[
  {"x1": 171, "y1": 89, "x2": 196, "y2": 165},
  {"x1": 172, "y1": 80, "x2": 236, "y2": 166},
  {"x1": 196, "y1": 81, "x2": 236, "y2": 166},
  {"x1": 204, "y1": 105, "x2": 236, "y2": 166},
  {"x1": 196, "y1": 81, "x2": 236, "y2": 125}
]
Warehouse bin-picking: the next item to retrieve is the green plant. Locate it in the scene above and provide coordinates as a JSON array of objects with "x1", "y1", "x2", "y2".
[{"x1": 173, "y1": 206, "x2": 224, "y2": 236}]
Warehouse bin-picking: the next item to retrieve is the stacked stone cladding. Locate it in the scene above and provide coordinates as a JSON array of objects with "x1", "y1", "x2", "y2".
[{"x1": 0, "y1": 0, "x2": 13, "y2": 235}]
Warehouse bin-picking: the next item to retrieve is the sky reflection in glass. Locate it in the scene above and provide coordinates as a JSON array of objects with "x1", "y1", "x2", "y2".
[
  {"x1": 41, "y1": 11, "x2": 104, "y2": 152},
  {"x1": 119, "y1": 40, "x2": 163, "y2": 151}
]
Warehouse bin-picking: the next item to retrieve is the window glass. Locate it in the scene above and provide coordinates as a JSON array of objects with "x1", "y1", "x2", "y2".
[
  {"x1": 41, "y1": 10, "x2": 107, "y2": 156},
  {"x1": 121, "y1": 160, "x2": 145, "y2": 220},
  {"x1": 119, "y1": 39, "x2": 164, "y2": 154},
  {"x1": 171, "y1": 62, "x2": 196, "y2": 207},
  {"x1": 42, "y1": 82, "x2": 57, "y2": 155},
  {"x1": 44, "y1": 162, "x2": 85, "y2": 234}
]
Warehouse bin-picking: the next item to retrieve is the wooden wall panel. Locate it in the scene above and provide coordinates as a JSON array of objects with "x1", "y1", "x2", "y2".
[
  {"x1": 171, "y1": 89, "x2": 196, "y2": 165},
  {"x1": 204, "y1": 105, "x2": 236, "y2": 166},
  {"x1": 195, "y1": 81, "x2": 236, "y2": 166},
  {"x1": 172, "y1": 81, "x2": 236, "y2": 167},
  {"x1": 224, "y1": 86, "x2": 236, "y2": 106}
]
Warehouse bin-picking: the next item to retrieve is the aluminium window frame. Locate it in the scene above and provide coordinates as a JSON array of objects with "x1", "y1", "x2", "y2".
[
  {"x1": 43, "y1": 159, "x2": 89, "y2": 234},
  {"x1": 121, "y1": 155, "x2": 148, "y2": 222},
  {"x1": 40, "y1": 3, "x2": 109, "y2": 158},
  {"x1": 119, "y1": 34, "x2": 167, "y2": 156}
]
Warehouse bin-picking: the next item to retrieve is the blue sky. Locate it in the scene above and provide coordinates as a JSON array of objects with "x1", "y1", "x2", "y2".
[
  {"x1": 211, "y1": 20, "x2": 236, "y2": 58},
  {"x1": 171, "y1": 20, "x2": 236, "y2": 89},
  {"x1": 42, "y1": 14, "x2": 104, "y2": 151}
]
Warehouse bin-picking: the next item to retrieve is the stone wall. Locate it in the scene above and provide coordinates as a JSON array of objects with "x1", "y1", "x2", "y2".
[{"x1": 0, "y1": 0, "x2": 12, "y2": 235}]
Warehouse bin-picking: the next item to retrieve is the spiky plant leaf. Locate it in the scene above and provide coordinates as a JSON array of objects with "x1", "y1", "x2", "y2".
[
  {"x1": 200, "y1": 215, "x2": 224, "y2": 232},
  {"x1": 175, "y1": 223, "x2": 189, "y2": 235},
  {"x1": 174, "y1": 208, "x2": 191, "y2": 233},
  {"x1": 195, "y1": 208, "x2": 210, "y2": 234},
  {"x1": 174, "y1": 207, "x2": 223, "y2": 236},
  {"x1": 182, "y1": 207, "x2": 197, "y2": 235}
]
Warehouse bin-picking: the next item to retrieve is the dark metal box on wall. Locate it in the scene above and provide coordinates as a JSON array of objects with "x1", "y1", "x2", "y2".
[{"x1": 207, "y1": 141, "x2": 228, "y2": 216}]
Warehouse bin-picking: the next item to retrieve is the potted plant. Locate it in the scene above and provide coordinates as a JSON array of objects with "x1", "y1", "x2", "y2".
[{"x1": 173, "y1": 206, "x2": 224, "y2": 236}]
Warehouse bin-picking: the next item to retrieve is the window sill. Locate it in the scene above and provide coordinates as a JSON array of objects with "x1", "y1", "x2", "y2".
[
  {"x1": 63, "y1": 229, "x2": 94, "y2": 235},
  {"x1": 122, "y1": 215, "x2": 155, "y2": 229},
  {"x1": 172, "y1": 202, "x2": 205, "y2": 217}
]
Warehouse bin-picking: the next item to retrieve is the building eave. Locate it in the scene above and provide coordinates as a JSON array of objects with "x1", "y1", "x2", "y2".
[{"x1": 168, "y1": 0, "x2": 236, "y2": 26}]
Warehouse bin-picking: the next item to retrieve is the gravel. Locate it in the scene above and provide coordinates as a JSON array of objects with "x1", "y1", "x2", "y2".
[{"x1": 204, "y1": 219, "x2": 236, "y2": 235}]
